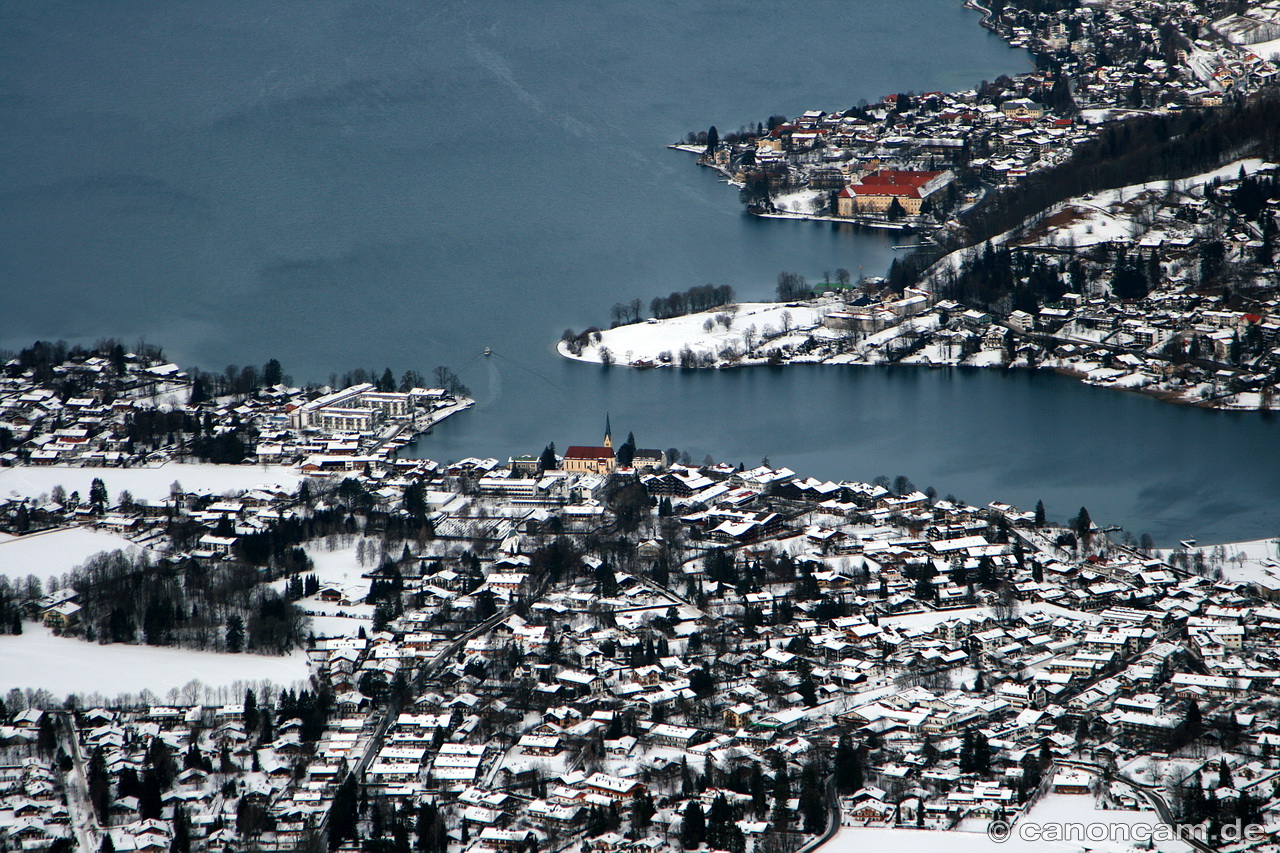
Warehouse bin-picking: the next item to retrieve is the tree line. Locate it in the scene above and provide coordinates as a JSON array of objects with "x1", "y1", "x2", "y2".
[
  {"x1": 328, "y1": 778, "x2": 450, "y2": 853},
  {"x1": 562, "y1": 284, "x2": 737, "y2": 357},
  {"x1": 64, "y1": 549, "x2": 308, "y2": 654},
  {"x1": 187, "y1": 358, "x2": 288, "y2": 402},
  {"x1": 649, "y1": 284, "x2": 736, "y2": 320}
]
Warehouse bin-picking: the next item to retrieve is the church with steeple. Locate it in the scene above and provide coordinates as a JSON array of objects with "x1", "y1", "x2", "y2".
[{"x1": 561, "y1": 414, "x2": 617, "y2": 475}]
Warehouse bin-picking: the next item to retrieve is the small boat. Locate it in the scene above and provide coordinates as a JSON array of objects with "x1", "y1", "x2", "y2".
[{"x1": 483, "y1": 347, "x2": 492, "y2": 356}]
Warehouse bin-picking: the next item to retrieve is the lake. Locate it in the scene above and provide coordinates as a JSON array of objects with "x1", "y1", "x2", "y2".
[{"x1": 2, "y1": 0, "x2": 1277, "y2": 544}]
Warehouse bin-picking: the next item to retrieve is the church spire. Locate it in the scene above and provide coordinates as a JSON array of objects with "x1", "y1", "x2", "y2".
[{"x1": 603, "y1": 413, "x2": 613, "y2": 449}]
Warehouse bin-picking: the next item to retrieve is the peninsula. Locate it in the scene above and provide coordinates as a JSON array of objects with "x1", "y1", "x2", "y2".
[
  {"x1": 560, "y1": 0, "x2": 1280, "y2": 411},
  {"x1": 559, "y1": 159, "x2": 1280, "y2": 410}
]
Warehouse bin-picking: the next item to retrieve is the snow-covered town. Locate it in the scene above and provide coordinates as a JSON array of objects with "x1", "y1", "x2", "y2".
[
  {"x1": 682, "y1": 0, "x2": 1280, "y2": 231},
  {"x1": 0, "y1": 343, "x2": 474, "y2": 471},
  {"x1": 9, "y1": 0, "x2": 1280, "y2": 850},
  {"x1": 4, "y1": 414, "x2": 1280, "y2": 852}
]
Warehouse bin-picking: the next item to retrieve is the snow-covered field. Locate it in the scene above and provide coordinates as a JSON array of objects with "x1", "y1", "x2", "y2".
[
  {"x1": 1171, "y1": 537, "x2": 1280, "y2": 587},
  {"x1": 0, "y1": 624, "x2": 309, "y2": 698},
  {"x1": 769, "y1": 188, "x2": 827, "y2": 215},
  {"x1": 562, "y1": 297, "x2": 1011, "y2": 374},
  {"x1": 874, "y1": 601, "x2": 1101, "y2": 634},
  {"x1": 1015, "y1": 793, "x2": 1192, "y2": 853},
  {"x1": 0, "y1": 527, "x2": 153, "y2": 583},
  {"x1": 1245, "y1": 36, "x2": 1280, "y2": 60},
  {"x1": 1078, "y1": 107, "x2": 1149, "y2": 125},
  {"x1": 559, "y1": 301, "x2": 834, "y2": 366},
  {"x1": 0, "y1": 463, "x2": 303, "y2": 504},
  {"x1": 302, "y1": 539, "x2": 377, "y2": 595},
  {"x1": 1019, "y1": 157, "x2": 1273, "y2": 250},
  {"x1": 822, "y1": 824, "x2": 1017, "y2": 853},
  {"x1": 306, "y1": 614, "x2": 372, "y2": 637}
]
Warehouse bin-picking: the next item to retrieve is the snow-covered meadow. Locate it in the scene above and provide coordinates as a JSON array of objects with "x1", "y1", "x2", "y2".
[
  {"x1": 0, "y1": 462, "x2": 303, "y2": 504},
  {"x1": 559, "y1": 301, "x2": 835, "y2": 367},
  {"x1": 1169, "y1": 537, "x2": 1280, "y2": 588},
  {"x1": 926, "y1": 158, "x2": 1276, "y2": 278},
  {"x1": 561, "y1": 295, "x2": 1000, "y2": 374},
  {"x1": 0, "y1": 527, "x2": 154, "y2": 583},
  {"x1": 0, "y1": 624, "x2": 309, "y2": 699},
  {"x1": 1247, "y1": 36, "x2": 1280, "y2": 61}
]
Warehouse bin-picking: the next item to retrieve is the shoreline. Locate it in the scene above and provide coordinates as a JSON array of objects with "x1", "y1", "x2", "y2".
[
  {"x1": 378, "y1": 397, "x2": 474, "y2": 450},
  {"x1": 618, "y1": 152, "x2": 1280, "y2": 415},
  {"x1": 669, "y1": 143, "x2": 930, "y2": 232},
  {"x1": 557, "y1": 298, "x2": 1274, "y2": 413}
]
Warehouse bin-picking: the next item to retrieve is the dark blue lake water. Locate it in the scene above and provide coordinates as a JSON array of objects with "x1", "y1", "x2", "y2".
[{"x1": 2, "y1": 0, "x2": 1276, "y2": 544}]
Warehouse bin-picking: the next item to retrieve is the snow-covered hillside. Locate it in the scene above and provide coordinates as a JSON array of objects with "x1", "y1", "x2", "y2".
[{"x1": 927, "y1": 158, "x2": 1275, "y2": 279}]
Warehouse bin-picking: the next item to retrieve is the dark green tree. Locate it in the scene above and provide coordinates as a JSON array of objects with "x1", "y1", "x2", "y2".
[
  {"x1": 680, "y1": 801, "x2": 706, "y2": 849},
  {"x1": 616, "y1": 432, "x2": 637, "y2": 468},
  {"x1": 172, "y1": 806, "x2": 191, "y2": 853},
  {"x1": 225, "y1": 615, "x2": 245, "y2": 653},
  {"x1": 771, "y1": 755, "x2": 792, "y2": 831},
  {"x1": 262, "y1": 359, "x2": 283, "y2": 387},
  {"x1": 799, "y1": 762, "x2": 827, "y2": 833},
  {"x1": 750, "y1": 762, "x2": 767, "y2": 817},
  {"x1": 539, "y1": 443, "x2": 557, "y2": 471},
  {"x1": 188, "y1": 376, "x2": 208, "y2": 406},
  {"x1": 329, "y1": 775, "x2": 359, "y2": 850},
  {"x1": 87, "y1": 745, "x2": 110, "y2": 819},
  {"x1": 89, "y1": 478, "x2": 108, "y2": 513},
  {"x1": 1073, "y1": 506, "x2": 1092, "y2": 536}
]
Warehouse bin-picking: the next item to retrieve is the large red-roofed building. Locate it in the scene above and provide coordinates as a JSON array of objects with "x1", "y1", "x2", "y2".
[
  {"x1": 563, "y1": 446, "x2": 615, "y2": 475},
  {"x1": 837, "y1": 169, "x2": 954, "y2": 216}
]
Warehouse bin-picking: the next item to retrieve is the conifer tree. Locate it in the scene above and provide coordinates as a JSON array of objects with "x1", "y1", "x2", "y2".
[
  {"x1": 680, "y1": 801, "x2": 706, "y2": 849},
  {"x1": 1185, "y1": 699, "x2": 1203, "y2": 741},
  {"x1": 771, "y1": 755, "x2": 792, "y2": 830},
  {"x1": 750, "y1": 762, "x2": 767, "y2": 817}
]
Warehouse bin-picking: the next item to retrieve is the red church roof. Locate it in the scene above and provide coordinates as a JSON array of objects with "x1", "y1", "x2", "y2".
[{"x1": 563, "y1": 446, "x2": 615, "y2": 461}]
